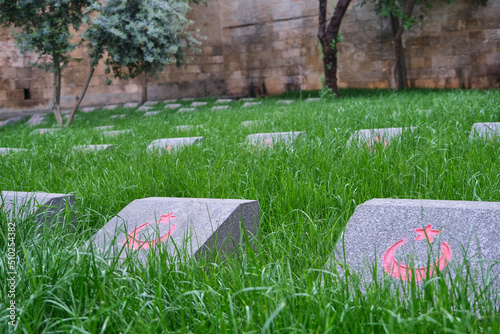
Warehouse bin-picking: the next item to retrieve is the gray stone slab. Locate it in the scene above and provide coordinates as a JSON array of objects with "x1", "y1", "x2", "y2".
[
  {"x1": 88, "y1": 197, "x2": 260, "y2": 262},
  {"x1": 331, "y1": 198, "x2": 500, "y2": 294},
  {"x1": 1, "y1": 191, "x2": 74, "y2": 227},
  {"x1": 94, "y1": 125, "x2": 114, "y2": 131},
  {"x1": 242, "y1": 102, "x2": 262, "y2": 108},
  {"x1": 72, "y1": 144, "x2": 114, "y2": 152},
  {"x1": 110, "y1": 114, "x2": 129, "y2": 119},
  {"x1": 216, "y1": 99, "x2": 233, "y2": 103},
  {"x1": 245, "y1": 131, "x2": 306, "y2": 147},
  {"x1": 174, "y1": 125, "x2": 202, "y2": 132},
  {"x1": 181, "y1": 97, "x2": 195, "y2": 101},
  {"x1": 144, "y1": 101, "x2": 161, "y2": 106},
  {"x1": 469, "y1": 123, "x2": 500, "y2": 140},
  {"x1": 241, "y1": 98, "x2": 256, "y2": 101},
  {"x1": 30, "y1": 128, "x2": 61, "y2": 135},
  {"x1": 212, "y1": 106, "x2": 230, "y2": 111},
  {"x1": 138, "y1": 106, "x2": 153, "y2": 112},
  {"x1": 276, "y1": 100, "x2": 295, "y2": 104},
  {"x1": 26, "y1": 114, "x2": 46, "y2": 126},
  {"x1": 191, "y1": 102, "x2": 208, "y2": 107},
  {"x1": 124, "y1": 102, "x2": 140, "y2": 108},
  {"x1": 164, "y1": 99, "x2": 177, "y2": 103},
  {"x1": 147, "y1": 137, "x2": 204, "y2": 154},
  {"x1": 165, "y1": 104, "x2": 182, "y2": 110},
  {"x1": 177, "y1": 108, "x2": 197, "y2": 113},
  {"x1": 144, "y1": 111, "x2": 161, "y2": 117},
  {"x1": 0, "y1": 116, "x2": 25, "y2": 127},
  {"x1": 305, "y1": 98, "x2": 321, "y2": 102},
  {"x1": 81, "y1": 107, "x2": 97, "y2": 113},
  {"x1": 241, "y1": 120, "x2": 270, "y2": 127},
  {"x1": 0, "y1": 148, "x2": 27, "y2": 155},
  {"x1": 103, "y1": 104, "x2": 120, "y2": 110},
  {"x1": 102, "y1": 130, "x2": 132, "y2": 137},
  {"x1": 347, "y1": 127, "x2": 416, "y2": 148}
]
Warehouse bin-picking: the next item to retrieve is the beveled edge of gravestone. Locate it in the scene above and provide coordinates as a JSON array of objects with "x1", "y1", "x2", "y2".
[
  {"x1": 211, "y1": 106, "x2": 230, "y2": 111},
  {"x1": 1, "y1": 191, "x2": 75, "y2": 227},
  {"x1": 147, "y1": 136, "x2": 204, "y2": 151},
  {"x1": 330, "y1": 198, "x2": 500, "y2": 292},
  {"x1": 347, "y1": 126, "x2": 417, "y2": 146},
  {"x1": 72, "y1": 144, "x2": 114, "y2": 152},
  {"x1": 469, "y1": 122, "x2": 500, "y2": 139},
  {"x1": 89, "y1": 197, "x2": 260, "y2": 262},
  {"x1": 30, "y1": 128, "x2": 61, "y2": 135},
  {"x1": 177, "y1": 108, "x2": 197, "y2": 113},
  {"x1": 0, "y1": 148, "x2": 28, "y2": 155}
]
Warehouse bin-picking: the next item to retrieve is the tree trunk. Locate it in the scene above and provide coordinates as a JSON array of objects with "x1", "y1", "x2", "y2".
[
  {"x1": 65, "y1": 65, "x2": 95, "y2": 127},
  {"x1": 390, "y1": 14, "x2": 408, "y2": 90},
  {"x1": 318, "y1": 0, "x2": 351, "y2": 97},
  {"x1": 141, "y1": 72, "x2": 148, "y2": 104},
  {"x1": 53, "y1": 64, "x2": 63, "y2": 126}
]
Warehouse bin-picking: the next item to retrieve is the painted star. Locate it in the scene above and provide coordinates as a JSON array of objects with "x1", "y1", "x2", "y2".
[{"x1": 414, "y1": 224, "x2": 441, "y2": 243}]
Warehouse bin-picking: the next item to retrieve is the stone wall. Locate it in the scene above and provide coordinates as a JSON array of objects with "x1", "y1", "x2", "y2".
[{"x1": 1, "y1": 0, "x2": 498, "y2": 112}]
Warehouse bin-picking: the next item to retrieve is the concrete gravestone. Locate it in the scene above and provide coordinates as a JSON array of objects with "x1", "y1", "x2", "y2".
[
  {"x1": 332, "y1": 198, "x2": 500, "y2": 292},
  {"x1": 241, "y1": 120, "x2": 270, "y2": 127},
  {"x1": 245, "y1": 131, "x2": 306, "y2": 148},
  {"x1": 243, "y1": 102, "x2": 261, "y2": 108},
  {"x1": 175, "y1": 125, "x2": 202, "y2": 132},
  {"x1": 147, "y1": 137, "x2": 204, "y2": 154},
  {"x1": 276, "y1": 100, "x2": 294, "y2": 104},
  {"x1": 102, "y1": 130, "x2": 132, "y2": 137},
  {"x1": 1, "y1": 191, "x2": 74, "y2": 226},
  {"x1": 165, "y1": 104, "x2": 182, "y2": 110},
  {"x1": 81, "y1": 107, "x2": 97, "y2": 113},
  {"x1": 30, "y1": 128, "x2": 61, "y2": 135},
  {"x1": 177, "y1": 108, "x2": 197, "y2": 113},
  {"x1": 144, "y1": 111, "x2": 161, "y2": 117},
  {"x1": 191, "y1": 102, "x2": 207, "y2": 107},
  {"x1": 26, "y1": 114, "x2": 46, "y2": 126},
  {"x1": 144, "y1": 101, "x2": 161, "y2": 106},
  {"x1": 212, "y1": 106, "x2": 230, "y2": 110},
  {"x1": 469, "y1": 123, "x2": 500, "y2": 141},
  {"x1": 138, "y1": 106, "x2": 153, "y2": 112},
  {"x1": 104, "y1": 105, "x2": 120, "y2": 110},
  {"x1": 124, "y1": 102, "x2": 139, "y2": 108},
  {"x1": 110, "y1": 114, "x2": 129, "y2": 119},
  {"x1": 0, "y1": 117, "x2": 25, "y2": 127},
  {"x1": 94, "y1": 125, "x2": 114, "y2": 131},
  {"x1": 216, "y1": 99, "x2": 233, "y2": 103},
  {"x1": 89, "y1": 197, "x2": 259, "y2": 262},
  {"x1": 305, "y1": 98, "x2": 321, "y2": 103},
  {"x1": 347, "y1": 127, "x2": 416, "y2": 150},
  {"x1": 0, "y1": 148, "x2": 27, "y2": 155},
  {"x1": 73, "y1": 144, "x2": 113, "y2": 152}
]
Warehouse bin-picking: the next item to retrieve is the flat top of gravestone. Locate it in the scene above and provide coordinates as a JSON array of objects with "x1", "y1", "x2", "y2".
[
  {"x1": 94, "y1": 125, "x2": 114, "y2": 131},
  {"x1": 348, "y1": 127, "x2": 416, "y2": 146},
  {"x1": 73, "y1": 144, "x2": 113, "y2": 152},
  {"x1": 90, "y1": 197, "x2": 259, "y2": 262},
  {"x1": 102, "y1": 130, "x2": 132, "y2": 136},
  {"x1": 0, "y1": 148, "x2": 27, "y2": 155},
  {"x1": 333, "y1": 198, "x2": 500, "y2": 293},
  {"x1": 148, "y1": 137, "x2": 204, "y2": 148},
  {"x1": 470, "y1": 123, "x2": 500, "y2": 138},
  {"x1": 243, "y1": 102, "x2": 262, "y2": 107},
  {"x1": 31, "y1": 128, "x2": 61, "y2": 135},
  {"x1": 177, "y1": 108, "x2": 197, "y2": 113},
  {"x1": 216, "y1": 99, "x2": 233, "y2": 103},
  {"x1": 165, "y1": 104, "x2": 182, "y2": 109}
]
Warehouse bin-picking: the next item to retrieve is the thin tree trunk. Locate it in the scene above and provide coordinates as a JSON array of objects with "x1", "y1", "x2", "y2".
[
  {"x1": 53, "y1": 64, "x2": 63, "y2": 126},
  {"x1": 65, "y1": 65, "x2": 95, "y2": 126},
  {"x1": 141, "y1": 72, "x2": 148, "y2": 104},
  {"x1": 318, "y1": 0, "x2": 351, "y2": 97},
  {"x1": 390, "y1": 14, "x2": 408, "y2": 89}
]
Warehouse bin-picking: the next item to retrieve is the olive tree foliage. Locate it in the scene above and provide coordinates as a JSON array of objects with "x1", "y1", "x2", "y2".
[
  {"x1": 362, "y1": 0, "x2": 488, "y2": 90},
  {"x1": 0, "y1": 0, "x2": 96, "y2": 126},
  {"x1": 66, "y1": 0, "x2": 202, "y2": 125},
  {"x1": 318, "y1": 0, "x2": 352, "y2": 97}
]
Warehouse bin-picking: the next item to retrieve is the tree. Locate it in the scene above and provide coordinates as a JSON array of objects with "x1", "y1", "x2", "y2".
[
  {"x1": 318, "y1": 0, "x2": 352, "y2": 97},
  {"x1": 0, "y1": 0, "x2": 96, "y2": 126},
  {"x1": 65, "y1": 0, "x2": 202, "y2": 126}
]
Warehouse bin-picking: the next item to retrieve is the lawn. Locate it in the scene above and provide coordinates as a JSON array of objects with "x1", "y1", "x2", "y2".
[{"x1": 1, "y1": 89, "x2": 500, "y2": 333}]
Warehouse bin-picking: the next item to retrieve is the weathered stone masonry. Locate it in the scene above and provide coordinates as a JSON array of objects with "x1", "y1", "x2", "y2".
[{"x1": 0, "y1": 0, "x2": 498, "y2": 113}]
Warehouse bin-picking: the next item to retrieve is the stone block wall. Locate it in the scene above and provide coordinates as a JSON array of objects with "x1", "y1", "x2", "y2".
[{"x1": 0, "y1": 0, "x2": 498, "y2": 112}]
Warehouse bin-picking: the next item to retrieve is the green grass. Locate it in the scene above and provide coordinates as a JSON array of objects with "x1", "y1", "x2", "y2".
[{"x1": 1, "y1": 88, "x2": 500, "y2": 332}]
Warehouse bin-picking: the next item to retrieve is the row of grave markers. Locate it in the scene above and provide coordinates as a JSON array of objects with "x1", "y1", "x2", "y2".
[{"x1": 3, "y1": 190, "x2": 499, "y2": 295}]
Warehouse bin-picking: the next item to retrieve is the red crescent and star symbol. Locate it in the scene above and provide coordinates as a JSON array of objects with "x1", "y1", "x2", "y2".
[
  {"x1": 383, "y1": 224, "x2": 452, "y2": 281},
  {"x1": 125, "y1": 212, "x2": 176, "y2": 250}
]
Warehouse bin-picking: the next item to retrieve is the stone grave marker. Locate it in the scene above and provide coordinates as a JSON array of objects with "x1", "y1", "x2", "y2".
[
  {"x1": 0, "y1": 148, "x2": 27, "y2": 155},
  {"x1": 241, "y1": 98, "x2": 256, "y2": 101},
  {"x1": 212, "y1": 106, "x2": 230, "y2": 111},
  {"x1": 102, "y1": 130, "x2": 132, "y2": 137},
  {"x1": 73, "y1": 144, "x2": 114, "y2": 152},
  {"x1": 243, "y1": 102, "x2": 262, "y2": 108},
  {"x1": 165, "y1": 104, "x2": 182, "y2": 110},
  {"x1": 245, "y1": 131, "x2": 306, "y2": 148},
  {"x1": 469, "y1": 123, "x2": 500, "y2": 140},
  {"x1": 144, "y1": 101, "x2": 161, "y2": 106},
  {"x1": 110, "y1": 114, "x2": 129, "y2": 119},
  {"x1": 144, "y1": 111, "x2": 162, "y2": 117},
  {"x1": 0, "y1": 116, "x2": 25, "y2": 127},
  {"x1": 191, "y1": 102, "x2": 207, "y2": 107},
  {"x1": 26, "y1": 114, "x2": 46, "y2": 126},
  {"x1": 1, "y1": 191, "x2": 74, "y2": 227},
  {"x1": 88, "y1": 197, "x2": 260, "y2": 262},
  {"x1": 104, "y1": 105, "x2": 120, "y2": 110},
  {"x1": 331, "y1": 198, "x2": 500, "y2": 293},
  {"x1": 175, "y1": 125, "x2": 202, "y2": 132},
  {"x1": 147, "y1": 137, "x2": 204, "y2": 154},
  {"x1": 124, "y1": 102, "x2": 140, "y2": 108},
  {"x1": 216, "y1": 99, "x2": 233, "y2": 103},
  {"x1": 241, "y1": 120, "x2": 270, "y2": 127},
  {"x1": 81, "y1": 107, "x2": 97, "y2": 113},
  {"x1": 94, "y1": 125, "x2": 114, "y2": 131},
  {"x1": 164, "y1": 99, "x2": 177, "y2": 103},
  {"x1": 138, "y1": 106, "x2": 153, "y2": 112},
  {"x1": 177, "y1": 108, "x2": 197, "y2": 113},
  {"x1": 276, "y1": 100, "x2": 295, "y2": 104},
  {"x1": 347, "y1": 127, "x2": 416, "y2": 150},
  {"x1": 305, "y1": 98, "x2": 321, "y2": 103},
  {"x1": 31, "y1": 128, "x2": 61, "y2": 135},
  {"x1": 181, "y1": 97, "x2": 195, "y2": 101}
]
